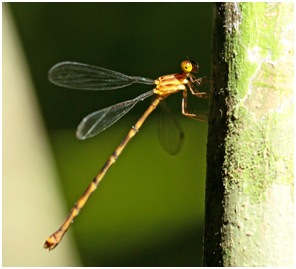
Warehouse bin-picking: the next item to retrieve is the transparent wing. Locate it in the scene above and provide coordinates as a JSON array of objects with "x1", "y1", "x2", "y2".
[
  {"x1": 48, "y1": 61, "x2": 155, "y2": 90},
  {"x1": 158, "y1": 101, "x2": 184, "y2": 155},
  {"x1": 77, "y1": 90, "x2": 155, "y2": 140}
]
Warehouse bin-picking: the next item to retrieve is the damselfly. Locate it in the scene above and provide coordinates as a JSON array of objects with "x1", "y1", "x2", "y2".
[{"x1": 44, "y1": 60, "x2": 208, "y2": 250}]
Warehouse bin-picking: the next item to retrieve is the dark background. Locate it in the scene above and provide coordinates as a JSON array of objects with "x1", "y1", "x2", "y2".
[{"x1": 9, "y1": 3, "x2": 213, "y2": 266}]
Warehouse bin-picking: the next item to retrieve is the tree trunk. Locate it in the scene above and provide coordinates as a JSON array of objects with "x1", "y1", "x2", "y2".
[{"x1": 203, "y1": 2, "x2": 294, "y2": 266}]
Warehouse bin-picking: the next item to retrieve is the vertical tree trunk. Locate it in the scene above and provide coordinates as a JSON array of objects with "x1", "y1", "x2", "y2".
[{"x1": 203, "y1": 2, "x2": 294, "y2": 266}]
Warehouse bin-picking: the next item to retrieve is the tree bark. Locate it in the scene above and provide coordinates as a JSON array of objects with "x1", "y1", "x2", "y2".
[{"x1": 203, "y1": 2, "x2": 294, "y2": 266}]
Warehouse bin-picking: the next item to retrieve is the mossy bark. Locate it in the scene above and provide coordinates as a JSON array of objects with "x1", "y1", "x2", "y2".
[{"x1": 203, "y1": 3, "x2": 294, "y2": 266}]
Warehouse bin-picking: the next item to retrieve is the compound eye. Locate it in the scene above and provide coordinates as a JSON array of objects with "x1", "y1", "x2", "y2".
[
  {"x1": 190, "y1": 61, "x2": 199, "y2": 73},
  {"x1": 181, "y1": 60, "x2": 192, "y2": 73}
]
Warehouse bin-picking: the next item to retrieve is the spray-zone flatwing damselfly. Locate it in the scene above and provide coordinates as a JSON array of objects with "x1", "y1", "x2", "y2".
[{"x1": 44, "y1": 60, "x2": 208, "y2": 250}]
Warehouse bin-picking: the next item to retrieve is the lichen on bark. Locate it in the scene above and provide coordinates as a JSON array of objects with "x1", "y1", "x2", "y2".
[{"x1": 204, "y1": 2, "x2": 294, "y2": 266}]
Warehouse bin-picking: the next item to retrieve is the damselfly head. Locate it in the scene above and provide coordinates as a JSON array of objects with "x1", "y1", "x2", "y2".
[{"x1": 181, "y1": 60, "x2": 199, "y2": 74}]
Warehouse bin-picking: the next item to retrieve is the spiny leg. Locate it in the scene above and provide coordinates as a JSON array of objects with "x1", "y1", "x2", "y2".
[
  {"x1": 188, "y1": 81, "x2": 208, "y2": 97},
  {"x1": 182, "y1": 88, "x2": 207, "y2": 122},
  {"x1": 188, "y1": 76, "x2": 210, "y2": 98}
]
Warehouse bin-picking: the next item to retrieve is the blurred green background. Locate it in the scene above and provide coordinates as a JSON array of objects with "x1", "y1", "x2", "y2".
[{"x1": 5, "y1": 3, "x2": 212, "y2": 266}]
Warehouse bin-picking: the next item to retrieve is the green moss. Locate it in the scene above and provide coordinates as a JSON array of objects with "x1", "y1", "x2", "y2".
[
  {"x1": 220, "y1": 3, "x2": 294, "y2": 203},
  {"x1": 240, "y1": 2, "x2": 284, "y2": 61}
]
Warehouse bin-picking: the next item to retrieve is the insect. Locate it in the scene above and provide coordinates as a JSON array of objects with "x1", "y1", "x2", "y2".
[{"x1": 44, "y1": 60, "x2": 208, "y2": 250}]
